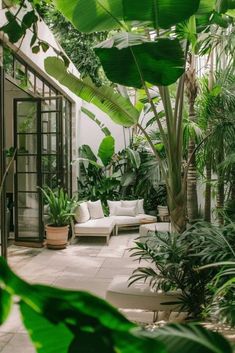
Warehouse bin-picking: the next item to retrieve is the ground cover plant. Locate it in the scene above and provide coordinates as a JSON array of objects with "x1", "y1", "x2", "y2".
[{"x1": 129, "y1": 221, "x2": 235, "y2": 321}]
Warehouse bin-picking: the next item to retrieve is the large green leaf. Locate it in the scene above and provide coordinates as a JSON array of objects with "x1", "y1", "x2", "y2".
[
  {"x1": 80, "y1": 144, "x2": 97, "y2": 162},
  {"x1": 0, "y1": 257, "x2": 166, "y2": 353},
  {"x1": 123, "y1": 0, "x2": 200, "y2": 29},
  {"x1": 142, "y1": 324, "x2": 233, "y2": 353},
  {"x1": 54, "y1": 0, "x2": 124, "y2": 32},
  {"x1": 95, "y1": 36, "x2": 185, "y2": 88},
  {"x1": 44, "y1": 57, "x2": 139, "y2": 127},
  {"x1": 0, "y1": 288, "x2": 12, "y2": 325},
  {"x1": 54, "y1": 0, "x2": 200, "y2": 31},
  {"x1": 98, "y1": 136, "x2": 115, "y2": 166},
  {"x1": 126, "y1": 148, "x2": 141, "y2": 169},
  {"x1": 20, "y1": 302, "x2": 73, "y2": 353}
]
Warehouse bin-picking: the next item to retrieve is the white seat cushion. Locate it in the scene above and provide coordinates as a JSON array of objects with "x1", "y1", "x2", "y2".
[
  {"x1": 106, "y1": 276, "x2": 182, "y2": 311},
  {"x1": 139, "y1": 222, "x2": 171, "y2": 237},
  {"x1": 135, "y1": 214, "x2": 157, "y2": 222},
  {"x1": 110, "y1": 214, "x2": 157, "y2": 226},
  {"x1": 110, "y1": 216, "x2": 140, "y2": 225},
  {"x1": 74, "y1": 218, "x2": 115, "y2": 235}
]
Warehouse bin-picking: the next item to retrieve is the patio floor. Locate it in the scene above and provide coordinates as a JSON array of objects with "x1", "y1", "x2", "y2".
[{"x1": 0, "y1": 231, "x2": 152, "y2": 353}]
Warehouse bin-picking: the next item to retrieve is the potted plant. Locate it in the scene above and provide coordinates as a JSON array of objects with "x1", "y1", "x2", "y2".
[
  {"x1": 40, "y1": 187, "x2": 76, "y2": 250},
  {"x1": 156, "y1": 184, "x2": 169, "y2": 222}
]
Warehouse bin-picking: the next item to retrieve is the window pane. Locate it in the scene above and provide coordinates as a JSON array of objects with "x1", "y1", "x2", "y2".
[
  {"x1": 17, "y1": 156, "x2": 37, "y2": 173},
  {"x1": 17, "y1": 101, "x2": 37, "y2": 133},
  {"x1": 17, "y1": 173, "x2": 37, "y2": 192},
  {"x1": 18, "y1": 193, "x2": 39, "y2": 237}
]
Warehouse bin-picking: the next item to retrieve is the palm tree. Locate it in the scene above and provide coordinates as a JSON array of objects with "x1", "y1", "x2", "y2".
[
  {"x1": 198, "y1": 67, "x2": 235, "y2": 224},
  {"x1": 185, "y1": 53, "x2": 199, "y2": 223}
]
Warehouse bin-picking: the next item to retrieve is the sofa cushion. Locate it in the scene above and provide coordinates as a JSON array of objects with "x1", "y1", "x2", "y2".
[
  {"x1": 74, "y1": 218, "x2": 115, "y2": 235},
  {"x1": 135, "y1": 214, "x2": 157, "y2": 222},
  {"x1": 110, "y1": 216, "x2": 140, "y2": 226},
  {"x1": 106, "y1": 276, "x2": 182, "y2": 311},
  {"x1": 122, "y1": 199, "x2": 145, "y2": 214},
  {"x1": 122, "y1": 200, "x2": 137, "y2": 209},
  {"x1": 115, "y1": 206, "x2": 136, "y2": 217},
  {"x1": 74, "y1": 202, "x2": 90, "y2": 223},
  {"x1": 110, "y1": 214, "x2": 157, "y2": 226},
  {"x1": 107, "y1": 200, "x2": 122, "y2": 216},
  {"x1": 137, "y1": 199, "x2": 145, "y2": 214},
  {"x1": 88, "y1": 200, "x2": 104, "y2": 219}
]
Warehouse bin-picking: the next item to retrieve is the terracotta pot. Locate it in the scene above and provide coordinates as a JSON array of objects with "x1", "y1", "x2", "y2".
[{"x1": 45, "y1": 225, "x2": 69, "y2": 250}]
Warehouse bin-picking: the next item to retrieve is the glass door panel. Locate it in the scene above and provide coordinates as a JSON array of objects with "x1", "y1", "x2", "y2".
[{"x1": 14, "y1": 98, "x2": 42, "y2": 242}]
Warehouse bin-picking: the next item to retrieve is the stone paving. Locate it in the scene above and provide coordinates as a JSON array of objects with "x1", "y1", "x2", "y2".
[{"x1": 0, "y1": 231, "x2": 152, "y2": 352}]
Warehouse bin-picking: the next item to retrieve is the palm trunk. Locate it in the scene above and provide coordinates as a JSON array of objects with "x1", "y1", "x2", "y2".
[
  {"x1": 204, "y1": 159, "x2": 212, "y2": 222},
  {"x1": 167, "y1": 165, "x2": 187, "y2": 233},
  {"x1": 168, "y1": 191, "x2": 187, "y2": 233},
  {"x1": 204, "y1": 50, "x2": 214, "y2": 223},
  {"x1": 216, "y1": 140, "x2": 224, "y2": 225},
  {"x1": 185, "y1": 54, "x2": 199, "y2": 223},
  {"x1": 187, "y1": 107, "x2": 199, "y2": 223}
]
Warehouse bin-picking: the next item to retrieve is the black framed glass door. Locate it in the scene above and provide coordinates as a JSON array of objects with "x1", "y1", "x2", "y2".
[
  {"x1": 14, "y1": 96, "x2": 63, "y2": 243},
  {"x1": 14, "y1": 98, "x2": 42, "y2": 243},
  {"x1": 0, "y1": 66, "x2": 8, "y2": 257}
]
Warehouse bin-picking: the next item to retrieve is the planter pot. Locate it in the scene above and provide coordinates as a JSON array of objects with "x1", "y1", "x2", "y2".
[
  {"x1": 158, "y1": 206, "x2": 170, "y2": 222},
  {"x1": 45, "y1": 225, "x2": 69, "y2": 250}
]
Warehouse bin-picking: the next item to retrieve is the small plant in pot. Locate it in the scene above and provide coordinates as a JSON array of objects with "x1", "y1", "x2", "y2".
[
  {"x1": 40, "y1": 186, "x2": 76, "y2": 250},
  {"x1": 156, "y1": 184, "x2": 169, "y2": 221}
]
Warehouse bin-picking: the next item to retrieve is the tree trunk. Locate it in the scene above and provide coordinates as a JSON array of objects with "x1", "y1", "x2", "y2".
[
  {"x1": 216, "y1": 141, "x2": 224, "y2": 225},
  {"x1": 185, "y1": 54, "x2": 199, "y2": 223},
  {"x1": 204, "y1": 159, "x2": 212, "y2": 222},
  {"x1": 187, "y1": 108, "x2": 199, "y2": 223},
  {"x1": 168, "y1": 188, "x2": 187, "y2": 234}
]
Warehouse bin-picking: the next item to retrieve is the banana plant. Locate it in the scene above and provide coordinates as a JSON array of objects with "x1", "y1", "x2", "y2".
[{"x1": 45, "y1": 0, "x2": 218, "y2": 233}]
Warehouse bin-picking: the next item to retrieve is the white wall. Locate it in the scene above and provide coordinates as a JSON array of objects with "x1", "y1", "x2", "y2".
[
  {"x1": 0, "y1": 4, "x2": 130, "y2": 183},
  {"x1": 79, "y1": 102, "x2": 131, "y2": 154}
]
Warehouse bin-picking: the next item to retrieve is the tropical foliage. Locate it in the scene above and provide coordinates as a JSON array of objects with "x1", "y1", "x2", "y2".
[
  {"x1": 129, "y1": 221, "x2": 235, "y2": 319},
  {"x1": 40, "y1": 187, "x2": 76, "y2": 227},
  {"x1": 0, "y1": 256, "x2": 233, "y2": 353}
]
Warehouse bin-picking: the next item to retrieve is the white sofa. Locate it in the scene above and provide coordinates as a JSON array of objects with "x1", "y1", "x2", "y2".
[{"x1": 73, "y1": 200, "x2": 157, "y2": 244}]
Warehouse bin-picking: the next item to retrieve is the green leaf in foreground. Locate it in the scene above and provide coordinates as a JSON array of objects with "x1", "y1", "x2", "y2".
[
  {"x1": 139, "y1": 323, "x2": 233, "y2": 353},
  {"x1": 44, "y1": 57, "x2": 139, "y2": 127},
  {"x1": 0, "y1": 288, "x2": 12, "y2": 325}
]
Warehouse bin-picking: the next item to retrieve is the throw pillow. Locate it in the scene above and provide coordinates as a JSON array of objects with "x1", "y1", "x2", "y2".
[
  {"x1": 137, "y1": 199, "x2": 145, "y2": 214},
  {"x1": 122, "y1": 200, "x2": 138, "y2": 208},
  {"x1": 122, "y1": 199, "x2": 145, "y2": 214},
  {"x1": 74, "y1": 202, "x2": 90, "y2": 223},
  {"x1": 87, "y1": 200, "x2": 104, "y2": 219},
  {"x1": 115, "y1": 206, "x2": 136, "y2": 217},
  {"x1": 107, "y1": 200, "x2": 122, "y2": 216}
]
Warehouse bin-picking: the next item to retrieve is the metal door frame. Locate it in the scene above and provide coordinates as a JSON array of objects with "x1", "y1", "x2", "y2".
[
  {"x1": 13, "y1": 96, "x2": 64, "y2": 244},
  {"x1": 14, "y1": 97, "x2": 43, "y2": 243},
  {"x1": 0, "y1": 66, "x2": 7, "y2": 258}
]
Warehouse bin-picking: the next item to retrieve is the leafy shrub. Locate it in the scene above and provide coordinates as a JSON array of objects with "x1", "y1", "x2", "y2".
[{"x1": 129, "y1": 222, "x2": 235, "y2": 319}]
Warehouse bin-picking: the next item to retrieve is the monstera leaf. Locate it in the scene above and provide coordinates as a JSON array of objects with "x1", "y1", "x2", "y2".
[
  {"x1": 95, "y1": 35, "x2": 185, "y2": 88},
  {"x1": 44, "y1": 57, "x2": 139, "y2": 127},
  {"x1": 54, "y1": 0, "x2": 200, "y2": 32}
]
